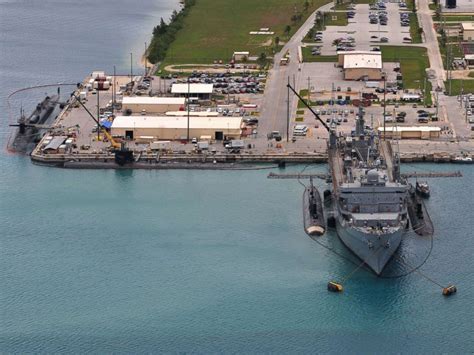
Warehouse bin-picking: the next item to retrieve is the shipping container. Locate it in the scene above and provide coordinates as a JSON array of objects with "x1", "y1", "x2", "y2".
[
  {"x1": 91, "y1": 71, "x2": 105, "y2": 79},
  {"x1": 150, "y1": 141, "x2": 171, "y2": 150}
]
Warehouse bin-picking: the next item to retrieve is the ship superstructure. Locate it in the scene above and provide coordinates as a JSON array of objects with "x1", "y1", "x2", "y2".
[{"x1": 329, "y1": 111, "x2": 409, "y2": 274}]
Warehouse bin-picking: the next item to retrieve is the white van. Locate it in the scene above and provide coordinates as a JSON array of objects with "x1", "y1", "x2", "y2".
[{"x1": 293, "y1": 125, "x2": 308, "y2": 136}]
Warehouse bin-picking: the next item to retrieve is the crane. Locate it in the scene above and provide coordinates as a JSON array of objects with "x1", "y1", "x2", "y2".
[{"x1": 71, "y1": 93, "x2": 121, "y2": 149}]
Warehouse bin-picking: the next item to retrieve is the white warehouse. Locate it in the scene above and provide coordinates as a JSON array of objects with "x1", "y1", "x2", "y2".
[{"x1": 171, "y1": 83, "x2": 214, "y2": 100}]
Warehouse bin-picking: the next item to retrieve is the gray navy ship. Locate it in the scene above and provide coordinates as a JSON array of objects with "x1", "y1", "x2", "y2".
[
  {"x1": 288, "y1": 84, "x2": 410, "y2": 275},
  {"x1": 328, "y1": 111, "x2": 409, "y2": 275}
]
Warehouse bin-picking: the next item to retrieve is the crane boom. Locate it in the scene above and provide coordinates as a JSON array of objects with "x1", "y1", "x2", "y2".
[
  {"x1": 71, "y1": 93, "x2": 121, "y2": 149},
  {"x1": 287, "y1": 83, "x2": 330, "y2": 132}
]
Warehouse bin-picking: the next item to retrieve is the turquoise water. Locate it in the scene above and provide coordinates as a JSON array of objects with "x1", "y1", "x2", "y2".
[{"x1": 1, "y1": 1, "x2": 473, "y2": 352}]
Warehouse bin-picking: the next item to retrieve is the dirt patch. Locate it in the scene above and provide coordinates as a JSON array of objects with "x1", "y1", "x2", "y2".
[{"x1": 450, "y1": 70, "x2": 474, "y2": 79}]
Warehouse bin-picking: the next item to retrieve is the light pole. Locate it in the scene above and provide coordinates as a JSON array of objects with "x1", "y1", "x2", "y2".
[
  {"x1": 130, "y1": 52, "x2": 133, "y2": 82},
  {"x1": 287, "y1": 76, "x2": 290, "y2": 142},
  {"x1": 382, "y1": 72, "x2": 387, "y2": 140},
  {"x1": 113, "y1": 65, "x2": 116, "y2": 114},
  {"x1": 423, "y1": 76, "x2": 427, "y2": 107},
  {"x1": 144, "y1": 42, "x2": 148, "y2": 75},
  {"x1": 187, "y1": 76, "x2": 190, "y2": 142}
]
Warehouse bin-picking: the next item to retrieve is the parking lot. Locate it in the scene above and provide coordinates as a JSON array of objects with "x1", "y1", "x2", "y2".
[
  {"x1": 289, "y1": 60, "x2": 453, "y2": 141},
  {"x1": 135, "y1": 71, "x2": 267, "y2": 98},
  {"x1": 315, "y1": 3, "x2": 413, "y2": 56}
]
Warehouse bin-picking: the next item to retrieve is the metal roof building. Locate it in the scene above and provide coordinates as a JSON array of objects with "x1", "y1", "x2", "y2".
[
  {"x1": 342, "y1": 53, "x2": 383, "y2": 80},
  {"x1": 121, "y1": 96, "x2": 185, "y2": 114},
  {"x1": 42, "y1": 136, "x2": 67, "y2": 153},
  {"x1": 111, "y1": 115, "x2": 242, "y2": 141},
  {"x1": 171, "y1": 84, "x2": 214, "y2": 100},
  {"x1": 337, "y1": 50, "x2": 375, "y2": 66},
  {"x1": 378, "y1": 126, "x2": 440, "y2": 139}
]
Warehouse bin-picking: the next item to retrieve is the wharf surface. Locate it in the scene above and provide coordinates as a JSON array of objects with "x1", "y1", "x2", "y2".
[
  {"x1": 27, "y1": 72, "x2": 474, "y2": 170},
  {"x1": 31, "y1": 149, "x2": 473, "y2": 169}
]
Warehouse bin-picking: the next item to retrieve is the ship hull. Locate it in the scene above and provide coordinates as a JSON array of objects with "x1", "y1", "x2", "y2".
[{"x1": 335, "y1": 216, "x2": 403, "y2": 275}]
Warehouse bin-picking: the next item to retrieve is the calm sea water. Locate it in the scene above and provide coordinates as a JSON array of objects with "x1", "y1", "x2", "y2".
[{"x1": 1, "y1": 1, "x2": 473, "y2": 352}]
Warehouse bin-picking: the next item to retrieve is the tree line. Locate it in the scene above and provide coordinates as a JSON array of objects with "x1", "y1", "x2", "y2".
[{"x1": 147, "y1": 0, "x2": 196, "y2": 64}]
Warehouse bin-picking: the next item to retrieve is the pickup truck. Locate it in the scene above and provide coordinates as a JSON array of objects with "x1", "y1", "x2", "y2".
[{"x1": 267, "y1": 131, "x2": 282, "y2": 141}]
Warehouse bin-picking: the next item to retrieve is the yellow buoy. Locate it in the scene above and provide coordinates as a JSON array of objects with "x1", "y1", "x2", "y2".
[
  {"x1": 327, "y1": 281, "x2": 343, "y2": 293},
  {"x1": 442, "y1": 285, "x2": 457, "y2": 296}
]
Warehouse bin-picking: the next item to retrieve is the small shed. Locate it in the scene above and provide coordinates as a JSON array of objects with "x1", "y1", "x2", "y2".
[
  {"x1": 461, "y1": 22, "x2": 474, "y2": 41},
  {"x1": 42, "y1": 136, "x2": 67, "y2": 153},
  {"x1": 233, "y1": 51, "x2": 250, "y2": 61}
]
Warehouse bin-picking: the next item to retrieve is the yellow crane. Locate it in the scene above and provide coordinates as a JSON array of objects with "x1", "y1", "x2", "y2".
[{"x1": 71, "y1": 93, "x2": 121, "y2": 149}]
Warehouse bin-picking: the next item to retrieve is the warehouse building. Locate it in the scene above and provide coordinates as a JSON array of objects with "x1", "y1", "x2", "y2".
[
  {"x1": 343, "y1": 53, "x2": 383, "y2": 80},
  {"x1": 171, "y1": 83, "x2": 214, "y2": 100},
  {"x1": 111, "y1": 115, "x2": 242, "y2": 141},
  {"x1": 121, "y1": 97, "x2": 185, "y2": 115},
  {"x1": 461, "y1": 22, "x2": 474, "y2": 41},
  {"x1": 378, "y1": 126, "x2": 441, "y2": 140}
]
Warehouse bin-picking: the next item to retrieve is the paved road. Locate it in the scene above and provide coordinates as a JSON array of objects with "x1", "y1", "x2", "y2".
[
  {"x1": 259, "y1": 3, "x2": 334, "y2": 141},
  {"x1": 260, "y1": 0, "x2": 447, "y2": 140},
  {"x1": 417, "y1": 0, "x2": 446, "y2": 89}
]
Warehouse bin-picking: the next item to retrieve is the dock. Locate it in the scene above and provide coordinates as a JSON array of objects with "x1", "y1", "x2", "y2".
[{"x1": 268, "y1": 171, "x2": 463, "y2": 179}]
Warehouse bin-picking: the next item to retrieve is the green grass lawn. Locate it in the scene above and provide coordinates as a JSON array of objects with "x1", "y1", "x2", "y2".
[
  {"x1": 309, "y1": 11, "x2": 349, "y2": 32},
  {"x1": 381, "y1": 46, "x2": 432, "y2": 104},
  {"x1": 409, "y1": 13, "x2": 422, "y2": 43},
  {"x1": 324, "y1": 13, "x2": 349, "y2": 27},
  {"x1": 302, "y1": 47, "x2": 337, "y2": 62},
  {"x1": 443, "y1": 79, "x2": 474, "y2": 96},
  {"x1": 160, "y1": 0, "x2": 331, "y2": 67},
  {"x1": 440, "y1": 15, "x2": 474, "y2": 22},
  {"x1": 334, "y1": 0, "x2": 373, "y2": 10},
  {"x1": 439, "y1": 41, "x2": 463, "y2": 69}
]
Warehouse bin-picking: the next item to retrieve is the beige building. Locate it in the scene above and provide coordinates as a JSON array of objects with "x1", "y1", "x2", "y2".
[
  {"x1": 461, "y1": 22, "x2": 474, "y2": 41},
  {"x1": 121, "y1": 97, "x2": 185, "y2": 114},
  {"x1": 378, "y1": 126, "x2": 441, "y2": 140},
  {"x1": 343, "y1": 53, "x2": 383, "y2": 80},
  {"x1": 111, "y1": 115, "x2": 242, "y2": 141},
  {"x1": 337, "y1": 50, "x2": 374, "y2": 66}
]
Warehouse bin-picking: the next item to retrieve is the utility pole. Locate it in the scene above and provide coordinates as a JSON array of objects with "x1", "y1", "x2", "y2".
[
  {"x1": 287, "y1": 76, "x2": 290, "y2": 142},
  {"x1": 113, "y1": 65, "x2": 116, "y2": 114},
  {"x1": 97, "y1": 87, "x2": 100, "y2": 141},
  {"x1": 423, "y1": 76, "x2": 427, "y2": 107},
  {"x1": 307, "y1": 76, "x2": 311, "y2": 102},
  {"x1": 448, "y1": 43, "x2": 452, "y2": 96},
  {"x1": 187, "y1": 76, "x2": 190, "y2": 142},
  {"x1": 144, "y1": 42, "x2": 148, "y2": 75},
  {"x1": 130, "y1": 52, "x2": 133, "y2": 82},
  {"x1": 465, "y1": 99, "x2": 468, "y2": 123},
  {"x1": 383, "y1": 73, "x2": 387, "y2": 140}
]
